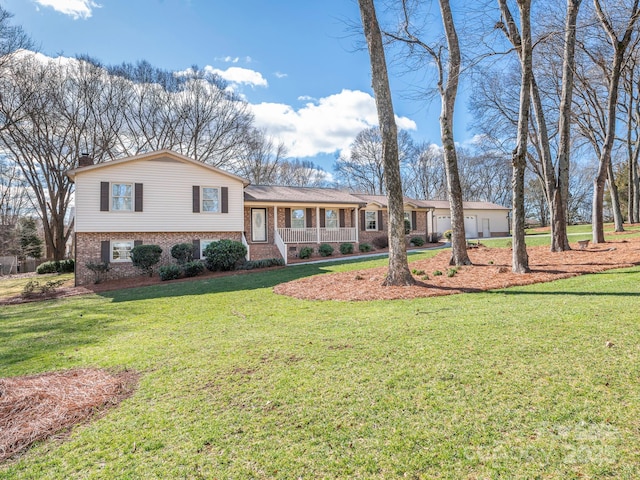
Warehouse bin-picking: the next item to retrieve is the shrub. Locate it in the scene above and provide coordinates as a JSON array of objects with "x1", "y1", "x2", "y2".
[
  {"x1": 130, "y1": 244, "x2": 163, "y2": 276},
  {"x1": 241, "y1": 258, "x2": 285, "y2": 270},
  {"x1": 36, "y1": 259, "x2": 75, "y2": 274},
  {"x1": 359, "y1": 243, "x2": 372, "y2": 253},
  {"x1": 433, "y1": 270, "x2": 443, "y2": 276},
  {"x1": 443, "y1": 230, "x2": 453, "y2": 240},
  {"x1": 183, "y1": 260, "x2": 205, "y2": 277},
  {"x1": 299, "y1": 246, "x2": 313, "y2": 259},
  {"x1": 36, "y1": 261, "x2": 58, "y2": 274},
  {"x1": 22, "y1": 279, "x2": 64, "y2": 297},
  {"x1": 404, "y1": 219, "x2": 411, "y2": 234},
  {"x1": 203, "y1": 239, "x2": 247, "y2": 271},
  {"x1": 339, "y1": 243, "x2": 354, "y2": 255},
  {"x1": 447, "y1": 267, "x2": 458, "y2": 278},
  {"x1": 372, "y1": 235, "x2": 389, "y2": 249},
  {"x1": 410, "y1": 236, "x2": 425, "y2": 247},
  {"x1": 159, "y1": 264, "x2": 182, "y2": 281},
  {"x1": 318, "y1": 243, "x2": 334, "y2": 257},
  {"x1": 171, "y1": 243, "x2": 194, "y2": 265},
  {"x1": 57, "y1": 259, "x2": 75, "y2": 273},
  {"x1": 85, "y1": 261, "x2": 110, "y2": 284},
  {"x1": 411, "y1": 269, "x2": 425, "y2": 275}
]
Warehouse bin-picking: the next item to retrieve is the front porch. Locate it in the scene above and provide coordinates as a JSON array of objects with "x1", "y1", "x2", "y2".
[{"x1": 277, "y1": 227, "x2": 358, "y2": 244}]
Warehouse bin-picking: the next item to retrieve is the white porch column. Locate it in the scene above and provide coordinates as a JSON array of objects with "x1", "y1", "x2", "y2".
[
  {"x1": 274, "y1": 206, "x2": 278, "y2": 240},
  {"x1": 355, "y1": 208, "x2": 359, "y2": 243},
  {"x1": 316, "y1": 206, "x2": 321, "y2": 243}
]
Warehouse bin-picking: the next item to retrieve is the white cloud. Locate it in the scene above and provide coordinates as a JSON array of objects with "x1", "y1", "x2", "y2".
[
  {"x1": 205, "y1": 66, "x2": 268, "y2": 88},
  {"x1": 274, "y1": 71, "x2": 288, "y2": 79},
  {"x1": 216, "y1": 56, "x2": 240, "y2": 63},
  {"x1": 251, "y1": 89, "x2": 417, "y2": 158},
  {"x1": 34, "y1": 0, "x2": 100, "y2": 19}
]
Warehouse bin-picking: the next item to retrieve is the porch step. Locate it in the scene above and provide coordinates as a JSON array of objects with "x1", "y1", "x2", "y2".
[{"x1": 249, "y1": 244, "x2": 283, "y2": 261}]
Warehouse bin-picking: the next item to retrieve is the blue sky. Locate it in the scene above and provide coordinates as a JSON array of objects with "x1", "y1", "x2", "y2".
[{"x1": 3, "y1": 0, "x2": 474, "y2": 171}]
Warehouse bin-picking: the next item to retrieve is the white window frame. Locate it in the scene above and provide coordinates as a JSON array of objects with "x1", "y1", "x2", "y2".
[
  {"x1": 202, "y1": 187, "x2": 220, "y2": 213},
  {"x1": 291, "y1": 208, "x2": 305, "y2": 229},
  {"x1": 111, "y1": 240, "x2": 134, "y2": 262},
  {"x1": 365, "y1": 210, "x2": 377, "y2": 231},
  {"x1": 325, "y1": 209, "x2": 338, "y2": 229},
  {"x1": 111, "y1": 183, "x2": 133, "y2": 211},
  {"x1": 200, "y1": 239, "x2": 215, "y2": 257},
  {"x1": 404, "y1": 211, "x2": 412, "y2": 230}
]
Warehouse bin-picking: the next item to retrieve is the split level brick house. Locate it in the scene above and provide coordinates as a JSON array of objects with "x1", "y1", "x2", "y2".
[{"x1": 66, "y1": 150, "x2": 510, "y2": 285}]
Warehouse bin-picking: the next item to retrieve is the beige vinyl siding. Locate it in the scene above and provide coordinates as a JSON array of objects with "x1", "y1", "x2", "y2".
[{"x1": 74, "y1": 156, "x2": 244, "y2": 233}]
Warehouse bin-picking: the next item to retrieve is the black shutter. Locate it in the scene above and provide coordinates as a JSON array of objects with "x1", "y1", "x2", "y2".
[
  {"x1": 192, "y1": 186, "x2": 200, "y2": 213},
  {"x1": 101, "y1": 241, "x2": 110, "y2": 263},
  {"x1": 339, "y1": 209, "x2": 346, "y2": 228},
  {"x1": 412, "y1": 211, "x2": 417, "y2": 231},
  {"x1": 319, "y1": 208, "x2": 326, "y2": 228},
  {"x1": 100, "y1": 182, "x2": 109, "y2": 211},
  {"x1": 360, "y1": 210, "x2": 365, "y2": 231},
  {"x1": 221, "y1": 187, "x2": 228, "y2": 213},
  {"x1": 285, "y1": 208, "x2": 291, "y2": 228},
  {"x1": 306, "y1": 208, "x2": 313, "y2": 228},
  {"x1": 135, "y1": 183, "x2": 143, "y2": 212},
  {"x1": 378, "y1": 210, "x2": 383, "y2": 231},
  {"x1": 192, "y1": 239, "x2": 200, "y2": 260}
]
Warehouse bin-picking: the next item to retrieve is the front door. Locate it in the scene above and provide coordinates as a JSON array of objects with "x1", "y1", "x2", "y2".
[{"x1": 251, "y1": 208, "x2": 267, "y2": 242}]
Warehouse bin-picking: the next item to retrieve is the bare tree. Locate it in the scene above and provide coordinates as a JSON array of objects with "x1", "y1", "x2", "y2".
[
  {"x1": 333, "y1": 127, "x2": 415, "y2": 194},
  {"x1": 404, "y1": 142, "x2": 448, "y2": 200},
  {"x1": 590, "y1": 0, "x2": 640, "y2": 243},
  {"x1": 384, "y1": 0, "x2": 471, "y2": 266},
  {"x1": 358, "y1": 0, "x2": 415, "y2": 286},
  {"x1": 498, "y1": 0, "x2": 532, "y2": 272},
  {"x1": 277, "y1": 159, "x2": 329, "y2": 187},
  {"x1": 232, "y1": 129, "x2": 287, "y2": 184}
]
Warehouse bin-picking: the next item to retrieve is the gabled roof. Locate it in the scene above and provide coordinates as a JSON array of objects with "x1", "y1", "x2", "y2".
[
  {"x1": 244, "y1": 185, "x2": 366, "y2": 206},
  {"x1": 65, "y1": 149, "x2": 251, "y2": 186}
]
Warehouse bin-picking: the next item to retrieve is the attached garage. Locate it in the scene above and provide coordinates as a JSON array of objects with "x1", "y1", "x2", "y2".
[
  {"x1": 464, "y1": 215, "x2": 477, "y2": 238},
  {"x1": 436, "y1": 215, "x2": 451, "y2": 235},
  {"x1": 428, "y1": 201, "x2": 510, "y2": 239}
]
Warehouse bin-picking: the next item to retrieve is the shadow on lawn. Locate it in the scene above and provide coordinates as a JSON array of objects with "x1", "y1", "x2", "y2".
[
  {"x1": 96, "y1": 262, "x2": 350, "y2": 303},
  {"x1": 0, "y1": 301, "x2": 129, "y2": 370}
]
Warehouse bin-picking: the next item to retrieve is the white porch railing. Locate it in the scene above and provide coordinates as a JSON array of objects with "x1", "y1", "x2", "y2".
[
  {"x1": 241, "y1": 233, "x2": 250, "y2": 261},
  {"x1": 277, "y1": 227, "x2": 357, "y2": 244},
  {"x1": 274, "y1": 228, "x2": 288, "y2": 265}
]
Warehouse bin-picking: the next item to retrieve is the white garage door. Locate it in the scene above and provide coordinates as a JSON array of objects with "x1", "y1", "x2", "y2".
[
  {"x1": 436, "y1": 215, "x2": 451, "y2": 235},
  {"x1": 464, "y1": 215, "x2": 478, "y2": 238}
]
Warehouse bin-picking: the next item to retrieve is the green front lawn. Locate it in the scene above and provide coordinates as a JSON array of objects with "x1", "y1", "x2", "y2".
[{"x1": 1, "y1": 244, "x2": 639, "y2": 478}]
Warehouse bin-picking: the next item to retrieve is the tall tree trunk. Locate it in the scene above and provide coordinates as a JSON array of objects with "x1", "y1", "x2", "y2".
[
  {"x1": 607, "y1": 160, "x2": 625, "y2": 231},
  {"x1": 358, "y1": 0, "x2": 415, "y2": 286},
  {"x1": 634, "y1": 152, "x2": 640, "y2": 222},
  {"x1": 498, "y1": 0, "x2": 531, "y2": 272},
  {"x1": 439, "y1": 0, "x2": 471, "y2": 266},
  {"x1": 592, "y1": 0, "x2": 639, "y2": 243},
  {"x1": 553, "y1": 0, "x2": 581, "y2": 251}
]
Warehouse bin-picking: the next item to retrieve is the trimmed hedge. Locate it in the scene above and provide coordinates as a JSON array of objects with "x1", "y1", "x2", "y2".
[
  {"x1": 159, "y1": 264, "x2": 182, "y2": 281},
  {"x1": 318, "y1": 244, "x2": 334, "y2": 257},
  {"x1": 340, "y1": 243, "x2": 354, "y2": 254},
  {"x1": 130, "y1": 244, "x2": 163, "y2": 276},
  {"x1": 36, "y1": 259, "x2": 75, "y2": 275},
  {"x1": 203, "y1": 239, "x2": 247, "y2": 271}
]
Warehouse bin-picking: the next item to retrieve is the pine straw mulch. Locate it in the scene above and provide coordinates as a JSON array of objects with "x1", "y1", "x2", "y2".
[
  {"x1": 0, "y1": 368, "x2": 139, "y2": 463},
  {"x1": 274, "y1": 237, "x2": 640, "y2": 301}
]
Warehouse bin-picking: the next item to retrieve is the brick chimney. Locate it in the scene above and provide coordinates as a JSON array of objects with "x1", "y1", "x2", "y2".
[{"x1": 78, "y1": 153, "x2": 93, "y2": 167}]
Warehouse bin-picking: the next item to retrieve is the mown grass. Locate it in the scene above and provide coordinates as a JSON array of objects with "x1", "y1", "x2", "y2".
[{"x1": 1, "y1": 244, "x2": 640, "y2": 478}]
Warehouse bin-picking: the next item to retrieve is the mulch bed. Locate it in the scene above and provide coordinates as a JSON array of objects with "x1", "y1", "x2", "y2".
[
  {"x1": 0, "y1": 368, "x2": 138, "y2": 463},
  {"x1": 274, "y1": 238, "x2": 640, "y2": 301}
]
